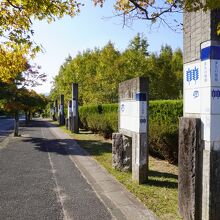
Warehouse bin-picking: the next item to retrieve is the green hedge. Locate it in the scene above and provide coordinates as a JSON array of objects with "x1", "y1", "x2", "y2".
[
  {"x1": 148, "y1": 100, "x2": 182, "y2": 164},
  {"x1": 79, "y1": 100, "x2": 183, "y2": 163}
]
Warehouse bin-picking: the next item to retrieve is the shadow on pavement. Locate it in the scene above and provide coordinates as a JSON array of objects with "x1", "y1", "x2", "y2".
[
  {"x1": 23, "y1": 135, "x2": 178, "y2": 189},
  {"x1": 22, "y1": 137, "x2": 83, "y2": 156},
  {"x1": 20, "y1": 119, "x2": 58, "y2": 128},
  {"x1": 21, "y1": 119, "x2": 178, "y2": 189}
]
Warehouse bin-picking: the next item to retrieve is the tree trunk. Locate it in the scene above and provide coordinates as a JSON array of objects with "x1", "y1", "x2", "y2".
[
  {"x1": 28, "y1": 111, "x2": 31, "y2": 122},
  {"x1": 25, "y1": 111, "x2": 28, "y2": 124},
  {"x1": 14, "y1": 112, "x2": 19, "y2": 137}
]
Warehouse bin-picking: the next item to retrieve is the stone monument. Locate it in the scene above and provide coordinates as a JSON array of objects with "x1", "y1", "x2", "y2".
[
  {"x1": 53, "y1": 100, "x2": 58, "y2": 121},
  {"x1": 67, "y1": 100, "x2": 72, "y2": 130},
  {"x1": 59, "y1": 94, "x2": 65, "y2": 126},
  {"x1": 71, "y1": 83, "x2": 79, "y2": 133},
  {"x1": 179, "y1": 8, "x2": 220, "y2": 220},
  {"x1": 112, "y1": 77, "x2": 149, "y2": 184}
]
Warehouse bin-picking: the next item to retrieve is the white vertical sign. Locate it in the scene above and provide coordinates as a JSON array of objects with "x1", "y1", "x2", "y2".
[
  {"x1": 72, "y1": 100, "x2": 76, "y2": 117},
  {"x1": 183, "y1": 61, "x2": 201, "y2": 114},
  {"x1": 120, "y1": 92, "x2": 147, "y2": 133}
]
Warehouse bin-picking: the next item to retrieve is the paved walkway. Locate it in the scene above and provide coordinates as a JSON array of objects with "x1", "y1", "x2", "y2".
[{"x1": 0, "y1": 119, "x2": 158, "y2": 220}]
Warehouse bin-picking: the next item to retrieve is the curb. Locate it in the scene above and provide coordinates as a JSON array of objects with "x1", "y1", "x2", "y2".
[
  {"x1": 47, "y1": 121, "x2": 159, "y2": 220},
  {"x1": 0, "y1": 133, "x2": 13, "y2": 150}
]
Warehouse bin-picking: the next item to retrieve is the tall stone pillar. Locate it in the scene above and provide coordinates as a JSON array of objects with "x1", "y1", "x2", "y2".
[
  {"x1": 53, "y1": 100, "x2": 58, "y2": 121},
  {"x1": 182, "y1": 9, "x2": 220, "y2": 220},
  {"x1": 116, "y1": 77, "x2": 149, "y2": 184},
  {"x1": 59, "y1": 94, "x2": 65, "y2": 126},
  {"x1": 71, "y1": 83, "x2": 79, "y2": 133},
  {"x1": 68, "y1": 100, "x2": 72, "y2": 130}
]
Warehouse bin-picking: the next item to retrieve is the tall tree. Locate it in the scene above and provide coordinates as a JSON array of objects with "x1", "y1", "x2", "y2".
[
  {"x1": 0, "y1": 59, "x2": 46, "y2": 136},
  {"x1": 50, "y1": 40, "x2": 183, "y2": 105},
  {"x1": 145, "y1": 45, "x2": 183, "y2": 100},
  {"x1": 127, "y1": 33, "x2": 149, "y2": 56},
  {"x1": 0, "y1": 46, "x2": 28, "y2": 84}
]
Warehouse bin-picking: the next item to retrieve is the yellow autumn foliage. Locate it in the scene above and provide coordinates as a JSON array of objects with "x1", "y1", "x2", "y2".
[{"x1": 0, "y1": 46, "x2": 28, "y2": 83}]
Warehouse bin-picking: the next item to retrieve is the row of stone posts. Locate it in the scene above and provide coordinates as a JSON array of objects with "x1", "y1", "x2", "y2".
[
  {"x1": 51, "y1": 83, "x2": 79, "y2": 133},
  {"x1": 50, "y1": 77, "x2": 150, "y2": 184}
]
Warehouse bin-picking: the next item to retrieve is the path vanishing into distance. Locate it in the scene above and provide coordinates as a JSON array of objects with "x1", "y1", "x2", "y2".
[{"x1": 0, "y1": 119, "x2": 158, "y2": 220}]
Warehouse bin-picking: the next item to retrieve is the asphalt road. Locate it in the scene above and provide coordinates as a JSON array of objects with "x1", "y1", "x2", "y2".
[
  {"x1": 0, "y1": 117, "x2": 14, "y2": 143},
  {"x1": 0, "y1": 120, "x2": 113, "y2": 220}
]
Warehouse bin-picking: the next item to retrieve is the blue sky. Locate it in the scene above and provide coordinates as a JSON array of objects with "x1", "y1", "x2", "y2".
[{"x1": 32, "y1": 1, "x2": 183, "y2": 94}]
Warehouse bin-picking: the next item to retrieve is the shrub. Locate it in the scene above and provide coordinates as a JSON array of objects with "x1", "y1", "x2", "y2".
[
  {"x1": 149, "y1": 100, "x2": 183, "y2": 164},
  {"x1": 79, "y1": 100, "x2": 183, "y2": 163},
  {"x1": 102, "y1": 104, "x2": 118, "y2": 113},
  {"x1": 79, "y1": 104, "x2": 102, "y2": 129}
]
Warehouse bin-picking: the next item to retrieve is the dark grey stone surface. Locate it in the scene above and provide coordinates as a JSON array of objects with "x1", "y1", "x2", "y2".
[
  {"x1": 122, "y1": 135, "x2": 132, "y2": 171},
  {"x1": 183, "y1": 9, "x2": 220, "y2": 64},
  {"x1": 209, "y1": 150, "x2": 220, "y2": 220},
  {"x1": 72, "y1": 83, "x2": 79, "y2": 133},
  {"x1": 178, "y1": 117, "x2": 202, "y2": 220},
  {"x1": 53, "y1": 100, "x2": 58, "y2": 121},
  {"x1": 117, "y1": 77, "x2": 149, "y2": 183},
  {"x1": 183, "y1": 7, "x2": 220, "y2": 220},
  {"x1": 132, "y1": 133, "x2": 148, "y2": 184},
  {"x1": 119, "y1": 77, "x2": 148, "y2": 100},
  {"x1": 59, "y1": 94, "x2": 65, "y2": 126},
  {"x1": 65, "y1": 118, "x2": 68, "y2": 129},
  {"x1": 112, "y1": 133, "x2": 132, "y2": 171}
]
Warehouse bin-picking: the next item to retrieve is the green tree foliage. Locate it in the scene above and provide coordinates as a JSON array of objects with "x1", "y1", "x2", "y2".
[
  {"x1": 0, "y1": 60, "x2": 47, "y2": 136},
  {"x1": 50, "y1": 35, "x2": 183, "y2": 104},
  {"x1": 127, "y1": 33, "x2": 149, "y2": 56},
  {"x1": 147, "y1": 45, "x2": 183, "y2": 100}
]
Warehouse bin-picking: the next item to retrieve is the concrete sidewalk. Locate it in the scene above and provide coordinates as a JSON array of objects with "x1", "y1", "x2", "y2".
[{"x1": 48, "y1": 121, "x2": 159, "y2": 220}]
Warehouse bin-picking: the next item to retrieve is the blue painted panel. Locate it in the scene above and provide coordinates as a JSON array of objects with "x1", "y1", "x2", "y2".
[
  {"x1": 201, "y1": 46, "x2": 220, "y2": 61},
  {"x1": 135, "y1": 93, "x2": 147, "y2": 101}
]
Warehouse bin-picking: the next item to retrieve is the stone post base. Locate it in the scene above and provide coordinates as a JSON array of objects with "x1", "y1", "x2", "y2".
[
  {"x1": 178, "y1": 117, "x2": 202, "y2": 220},
  {"x1": 112, "y1": 133, "x2": 132, "y2": 172},
  {"x1": 65, "y1": 118, "x2": 68, "y2": 129}
]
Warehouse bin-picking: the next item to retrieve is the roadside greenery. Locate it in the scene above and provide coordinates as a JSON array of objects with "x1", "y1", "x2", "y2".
[
  {"x1": 0, "y1": 86, "x2": 48, "y2": 136},
  {"x1": 79, "y1": 100, "x2": 183, "y2": 164},
  {"x1": 50, "y1": 34, "x2": 183, "y2": 104}
]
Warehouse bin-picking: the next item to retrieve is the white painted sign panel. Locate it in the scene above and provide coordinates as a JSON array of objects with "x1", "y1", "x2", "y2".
[
  {"x1": 50, "y1": 108, "x2": 55, "y2": 115},
  {"x1": 60, "y1": 105, "x2": 64, "y2": 115},
  {"x1": 72, "y1": 100, "x2": 76, "y2": 117},
  {"x1": 68, "y1": 106, "x2": 72, "y2": 118},
  {"x1": 120, "y1": 100, "x2": 147, "y2": 133},
  {"x1": 200, "y1": 59, "x2": 220, "y2": 87},
  {"x1": 184, "y1": 61, "x2": 201, "y2": 114},
  {"x1": 211, "y1": 60, "x2": 220, "y2": 86}
]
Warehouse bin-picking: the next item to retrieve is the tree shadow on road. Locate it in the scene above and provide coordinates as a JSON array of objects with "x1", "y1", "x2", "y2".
[
  {"x1": 21, "y1": 136, "x2": 111, "y2": 157},
  {"x1": 21, "y1": 124, "x2": 177, "y2": 190},
  {"x1": 20, "y1": 119, "x2": 58, "y2": 128}
]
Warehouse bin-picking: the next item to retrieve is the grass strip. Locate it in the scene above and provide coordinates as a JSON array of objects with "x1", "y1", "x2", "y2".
[{"x1": 53, "y1": 121, "x2": 181, "y2": 220}]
